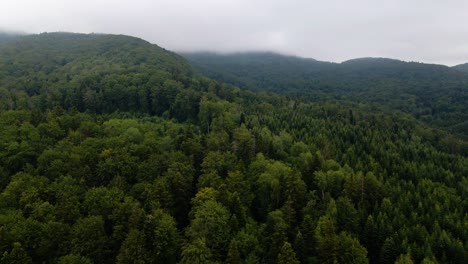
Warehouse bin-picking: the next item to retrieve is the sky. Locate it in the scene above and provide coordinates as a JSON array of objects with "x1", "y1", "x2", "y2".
[{"x1": 1, "y1": 0, "x2": 468, "y2": 66}]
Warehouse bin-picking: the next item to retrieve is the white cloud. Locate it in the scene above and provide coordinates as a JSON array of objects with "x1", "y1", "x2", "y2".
[{"x1": 1, "y1": 0, "x2": 468, "y2": 65}]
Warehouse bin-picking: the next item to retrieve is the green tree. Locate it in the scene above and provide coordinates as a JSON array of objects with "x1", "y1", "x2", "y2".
[
  {"x1": 50, "y1": 176, "x2": 83, "y2": 223},
  {"x1": 226, "y1": 240, "x2": 241, "y2": 264},
  {"x1": 380, "y1": 236, "x2": 400, "y2": 264},
  {"x1": 336, "y1": 197, "x2": 359, "y2": 233},
  {"x1": 186, "y1": 200, "x2": 231, "y2": 259},
  {"x1": 293, "y1": 231, "x2": 306, "y2": 263},
  {"x1": 277, "y1": 241, "x2": 300, "y2": 264},
  {"x1": 232, "y1": 125, "x2": 255, "y2": 164},
  {"x1": 144, "y1": 209, "x2": 180, "y2": 263},
  {"x1": 395, "y1": 253, "x2": 414, "y2": 264},
  {"x1": 180, "y1": 238, "x2": 218, "y2": 264},
  {"x1": 337, "y1": 232, "x2": 369, "y2": 264},
  {"x1": 116, "y1": 229, "x2": 149, "y2": 264},
  {"x1": 1, "y1": 242, "x2": 32, "y2": 264},
  {"x1": 315, "y1": 216, "x2": 338, "y2": 264},
  {"x1": 165, "y1": 161, "x2": 195, "y2": 225},
  {"x1": 57, "y1": 254, "x2": 93, "y2": 264},
  {"x1": 70, "y1": 216, "x2": 109, "y2": 263},
  {"x1": 263, "y1": 210, "x2": 288, "y2": 263}
]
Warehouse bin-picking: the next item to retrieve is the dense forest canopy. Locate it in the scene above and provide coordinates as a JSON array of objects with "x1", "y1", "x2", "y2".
[
  {"x1": 183, "y1": 52, "x2": 468, "y2": 139},
  {"x1": 0, "y1": 33, "x2": 467, "y2": 264}
]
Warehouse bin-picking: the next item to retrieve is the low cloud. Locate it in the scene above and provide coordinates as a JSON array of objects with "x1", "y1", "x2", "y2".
[{"x1": 2, "y1": 0, "x2": 468, "y2": 65}]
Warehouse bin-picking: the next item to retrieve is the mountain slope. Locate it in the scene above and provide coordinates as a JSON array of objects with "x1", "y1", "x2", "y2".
[
  {"x1": 0, "y1": 33, "x2": 466, "y2": 264},
  {"x1": 182, "y1": 52, "x2": 336, "y2": 94},
  {"x1": 183, "y1": 52, "x2": 468, "y2": 137},
  {"x1": 0, "y1": 32, "x2": 194, "y2": 116},
  {"x1": 0, "y1": 32, "x2": 21, "y2": 42},
  {"x1": 453, "y1": 63, "x2": 468, "y2": 73},
  {"x1": 0, "y1": 32, "x2": 191, "y2": 77}
]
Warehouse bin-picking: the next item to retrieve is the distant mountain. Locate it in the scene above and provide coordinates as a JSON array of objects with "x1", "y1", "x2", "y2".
[
  {"x1": 183, "y1": 52, "x2": 468, "y2": 137},
  {"x1": 182, "y1": 52, "x2": 337, "y2": 93},
  {"x1": 0, "y1": 31, "x2": 22, "y2": 42},
  {"x1": 453, "y1": 63, "x2": 468, "y2": 73},
  {"x1": 183, "y1": 53, "x2": 465, "y2": 93}
]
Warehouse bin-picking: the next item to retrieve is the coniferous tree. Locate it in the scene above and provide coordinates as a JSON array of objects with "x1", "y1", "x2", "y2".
[
  {"x1": 277, "y1": 242, "x2": 300, "y2": 264},
  {"x1": 226, "y1": 240, "x2": 241, "y2": 264}
]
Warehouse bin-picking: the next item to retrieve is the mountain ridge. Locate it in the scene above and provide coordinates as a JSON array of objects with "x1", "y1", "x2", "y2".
[
  {"x1": 0, "y1": 32, "x2": 195, "y2": 116},
  {"x1": 453, "y1": 62, "x2": 468, "y2": 73},
  {"x1": 182, "y1": 51, "x2": 468, "y2": 138},
  {"x1": 0, "y1": 31, "x2": 22, "y2": 42},
  {"x1": 0, "y1": 32, "x2": 467, "y2": 264},
  {"x1": 181, "y1": 50, "x2": 467, "y2": 67}
]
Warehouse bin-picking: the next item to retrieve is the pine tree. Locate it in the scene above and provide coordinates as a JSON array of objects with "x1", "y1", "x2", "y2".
[
  {"x1": 293, "y1": 231, "x2": 306, "y2": 263},
  {"x1": 395, "y1": 253, "x2": 414, "y2": 264},
  {"x1": 277, "y1": 242, "x2": 300, "y2": 264},
  {"x1": 315, "y1": 216, "x2": 338, "y2": 264},
  {"x1": 226, "y1": 240, "x2": 241, "y2": 264},
  {"x1": 380, "y1": 236, "x2": 400, "y2": 264}
]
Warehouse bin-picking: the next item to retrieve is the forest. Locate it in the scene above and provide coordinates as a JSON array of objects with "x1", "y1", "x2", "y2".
[
  {"x1": 183, "y1": 52, "x2": 468, "y2": 139},
  {"x1": 453, "y1": 63, "x2": 468, "y2": 73},
  {"x1": 0, "y1": 33, "x2": 467, "y2": 264}
]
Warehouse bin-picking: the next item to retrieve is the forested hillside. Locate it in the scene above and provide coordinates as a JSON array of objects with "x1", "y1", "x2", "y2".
[
  {"x1": 0, "y1": 32, "x2": 20, "y2": 43},
  {"x1": 0, "y1": 33, "x2": 467, "y2": 264},
  {"x1": 453, "y1": 63, "x2": 468, "y2": 73},
  {"x1": 183, "y1": 52, "x2": 468, "y2": 138}
]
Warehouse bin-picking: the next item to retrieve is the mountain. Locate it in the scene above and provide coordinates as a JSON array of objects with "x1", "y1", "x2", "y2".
[
  {"x1": 183, "y1": 52, "x2": 468, "y2": 137},
  {"x1": 453, "y1": 62, "x2": 468, "y2": 73},
  {"x1": 0, "y1": 32, "x2": 190, "y2": 76},
  {"x1": 0, "y1": 33, "x2": 467, "y2": 264},
  {"x1": 0, "y1": 32, "x2": 194, "y2": 117},
  {"x1": 0, "y1": 31, "x2": 21, "y2": 42},
  {"x1": 182, "y1": 51, "x2": 336, "y2": 93}
]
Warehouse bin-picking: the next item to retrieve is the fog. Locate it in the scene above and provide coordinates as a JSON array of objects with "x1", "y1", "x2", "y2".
[{"x1": 2, "y1": 0, "x2": 468, "y2": 65}]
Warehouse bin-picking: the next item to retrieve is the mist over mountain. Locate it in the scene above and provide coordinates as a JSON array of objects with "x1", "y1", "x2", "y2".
[
  {"x1": 0, "y1": 31, "x2": 22, "y2": 42},
  {"x1": 183, "y1": 52, "x2": 468, "y2": 137}
]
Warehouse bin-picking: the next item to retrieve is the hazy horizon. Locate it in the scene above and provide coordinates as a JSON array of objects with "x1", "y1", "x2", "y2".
[{"x1": 2, "y1": 0, "x2": 468, "y2": 66}]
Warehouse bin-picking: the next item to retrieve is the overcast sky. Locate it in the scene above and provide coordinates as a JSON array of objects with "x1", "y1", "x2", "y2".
[{"x1": 1, "y1": 0, "x2": 468, "y2": 66}]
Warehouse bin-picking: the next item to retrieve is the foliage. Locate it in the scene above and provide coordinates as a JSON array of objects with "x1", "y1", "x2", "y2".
[
  {"x1": 183, "y1": 52, "x2": 468, "y2": 138},
  {"x1": 0, "y1": 33, "x2": 466, "y2": 263}
]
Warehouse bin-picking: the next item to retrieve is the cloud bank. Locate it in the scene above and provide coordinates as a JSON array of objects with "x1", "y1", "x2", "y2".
[{"x1": 2, "y1": 0, "x2": 468, "y2": 65}]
